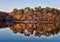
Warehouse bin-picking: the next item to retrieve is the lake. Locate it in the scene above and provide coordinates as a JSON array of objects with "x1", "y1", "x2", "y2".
[{"x1": 0, "y1": 28, "x2": 60, "y2": 42}]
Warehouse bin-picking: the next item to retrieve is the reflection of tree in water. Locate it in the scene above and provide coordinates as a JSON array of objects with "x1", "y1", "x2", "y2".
[
  {"x1": 10, "y1": 23, "x2": 24, "y2": 34},
  {"x1": 10, "y1": 22, "x2": 60, "y2": 37},
  {"x1": 10, "y1": 23, "x2": 34, "y2": 36}
]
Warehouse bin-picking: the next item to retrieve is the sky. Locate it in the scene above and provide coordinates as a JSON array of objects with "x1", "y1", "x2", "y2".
[{"x1": 0, "y1": 0, "x2": 60, "y2": 12}]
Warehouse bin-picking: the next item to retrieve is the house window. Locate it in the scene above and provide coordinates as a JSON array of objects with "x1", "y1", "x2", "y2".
[{"x1": 32, "y1": 14, "x2": 37, "y2": 20}]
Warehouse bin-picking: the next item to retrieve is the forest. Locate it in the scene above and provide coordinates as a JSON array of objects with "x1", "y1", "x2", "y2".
[{"x1": 0, "y1": 6, "x2": 60, "y2": 36}]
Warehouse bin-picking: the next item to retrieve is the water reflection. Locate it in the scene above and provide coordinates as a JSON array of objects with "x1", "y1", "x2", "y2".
[
  {"x1": 0, "y1": 13, "x2": 60, "y2": 37},
  {"x1": 9, "y1": 21, "x2": 60, "y2": 37},
  {"x1": 0, "y1": 10, "x2": 60, "y2": 37}
]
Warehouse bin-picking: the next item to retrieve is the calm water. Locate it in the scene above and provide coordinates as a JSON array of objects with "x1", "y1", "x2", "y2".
[
  {"x1": 0, "y1": 13, "x2": 60, "y2": 42},
  {"x1": 0, "y1": 28, "x2": 60, "y2": 42}
]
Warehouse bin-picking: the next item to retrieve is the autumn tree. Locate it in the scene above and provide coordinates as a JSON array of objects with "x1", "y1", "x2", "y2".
[{"x1": 9, "y1": 8, "x2": 18, "y2": 16}]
